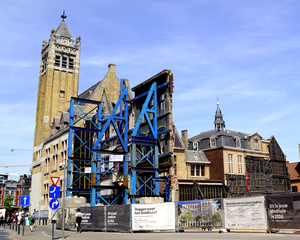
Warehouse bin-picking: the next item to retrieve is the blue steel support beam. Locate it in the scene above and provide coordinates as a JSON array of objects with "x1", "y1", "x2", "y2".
[
  {"x1": 66, "y1": 98, "x2": 75, "y2": 198},
  {"x1": 130, "y1": 81, "x2": 158, "y2": 203},
  {"x1": 96, "y1": 103, "x2": 102, "y2": 204},
  {"x1": 93, "y1": 87, "x2": 129, "y2": 152}
]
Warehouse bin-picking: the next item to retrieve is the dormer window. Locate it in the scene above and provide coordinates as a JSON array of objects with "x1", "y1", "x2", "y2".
[
  {"x1": 193, "y1": 142, "x2": 198, "y2": 151},
  {"x1": 254, "y1": 139, "x2": 258, "y2": 150},
  {"x1": 210, "y1": 138, "x2": 216, "y2": 148},
  {"x1": 236, "y1": 138, "x2": 241, "y2": 148}
]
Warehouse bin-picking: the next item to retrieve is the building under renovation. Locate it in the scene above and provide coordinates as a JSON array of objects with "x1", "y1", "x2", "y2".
[
  {"x1": 183, "y1": 99, "x2": 290, "y2": 198},
  {"x1": 31, "y1": 14, "x2": 290, "y2": 219}
]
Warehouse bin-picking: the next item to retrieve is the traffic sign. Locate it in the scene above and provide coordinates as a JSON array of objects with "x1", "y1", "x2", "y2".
[
  {"x1": 49, "y1": 186, "x2": 61, "y2": 198},
  {"x1": 49, "y1": 199, "x2": 60, "y2": 210},
  {"x1": 50, "y1": 177, "x2": 60, "y2": 186},
  {"x1": 20, "y1": 196, "x2": 30, "y2": 206}
]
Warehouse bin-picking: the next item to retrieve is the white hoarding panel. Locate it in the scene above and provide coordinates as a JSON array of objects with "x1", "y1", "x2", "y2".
[
  {"x1": 0, "y1": 209, "x2": 6, "y2": 218},
  {"x1": 132, "y1": 202, "x2": 175, "y2": 231},
  {"x1": 224, "y1": 196, "x2": 267, "y2": 229}
]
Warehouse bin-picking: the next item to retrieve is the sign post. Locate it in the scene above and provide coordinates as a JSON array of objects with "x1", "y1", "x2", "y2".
[
  {"x1": 20, "y1": 196, "x2": 30, "y2": 207},
  {"x1": 49, "y1": 176, "x2": 60, "y2": 240}
]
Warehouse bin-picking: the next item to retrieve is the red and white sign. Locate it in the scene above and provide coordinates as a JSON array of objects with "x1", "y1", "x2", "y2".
[{"x1": 50, "y1": 177, "x2": 60, "y2": 186}]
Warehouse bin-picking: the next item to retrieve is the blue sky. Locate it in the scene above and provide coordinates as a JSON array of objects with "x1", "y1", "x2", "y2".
[{"x1": 1, "y1": 0, "x2": 300, "y2": 175}]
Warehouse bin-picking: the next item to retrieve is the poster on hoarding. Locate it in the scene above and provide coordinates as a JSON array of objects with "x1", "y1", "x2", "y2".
[
  {"x1": 224, "y1": 196, "x2": 267, "y2": 229},
  {"x1": 106, "y1": 205, "x2": 130, "y2": 231},
  {"x1": 0, "y1": 209, "x2": 6, "y2": 218},
  {"x1": 265, "y1": 193, "x2": 300, "y2": 229},
  {"x1": 132, "y1": 202, "x2": 175, "y2": 231},
  {"x1": 80, "y1": 206, "x2": 105, "y2": 230}
]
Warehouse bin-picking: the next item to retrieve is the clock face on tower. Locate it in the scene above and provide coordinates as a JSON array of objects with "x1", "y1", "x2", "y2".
[{"x1": 63, "y1": 39, "x2": 68, "y2": 45}]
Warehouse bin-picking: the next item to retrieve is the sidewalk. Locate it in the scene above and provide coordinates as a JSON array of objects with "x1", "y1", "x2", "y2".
[{"x1": 3, "y1": 224, "x2": 64, "y2": 240}]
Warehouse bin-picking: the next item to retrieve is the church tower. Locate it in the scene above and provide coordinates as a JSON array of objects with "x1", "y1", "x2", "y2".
[{"x1": 33, "y1": 12, "x2": 81, "y2": 149}]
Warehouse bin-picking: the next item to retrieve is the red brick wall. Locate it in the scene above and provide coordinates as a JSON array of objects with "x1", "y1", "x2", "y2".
[{"x1": 204, "y1": 148, "x2": 225, "y2": 183}]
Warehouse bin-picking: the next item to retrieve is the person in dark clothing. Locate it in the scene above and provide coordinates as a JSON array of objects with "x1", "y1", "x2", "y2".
[{"x1": 75, "y1": 208, "x2": 82, "y2": 233}]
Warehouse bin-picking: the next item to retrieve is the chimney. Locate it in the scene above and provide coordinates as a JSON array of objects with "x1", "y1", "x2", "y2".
[
  {"x1": 181, "y1": 130, "x2": 188, "y2": 150},
  {"x1": 108, "y1": 63, "x2": 116, "y2": 74}
]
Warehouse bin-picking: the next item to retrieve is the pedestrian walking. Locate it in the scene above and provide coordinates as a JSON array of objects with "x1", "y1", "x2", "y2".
[
  {"x1": 28, "y1": 214, "x2": 34, "y2": 232},
  {"x1": 75, "y1": 208, "x2": 82, "y2": 233},
  {"x1": 32, "y1": 211, "x2": 36, "y2": 229},
  {"x1": 17, "y1": 214, "x2": 22, "y2": 225}
]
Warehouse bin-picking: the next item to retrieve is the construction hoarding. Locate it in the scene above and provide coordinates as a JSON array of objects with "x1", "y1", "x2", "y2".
[
  {"x1": 265, "y1": 192, "x2": 300, "y2": 229},
  {"x1": 132, "y1": 202, "x2": 175, "y2": 231},
  {"x1": 224, "y1": 196, "x2": 267, "y2": 229},
  {"x1": 106, "y1": 205, "x2": 130, "y2": 231}
]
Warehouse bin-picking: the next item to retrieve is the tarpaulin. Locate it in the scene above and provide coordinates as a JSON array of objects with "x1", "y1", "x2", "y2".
[
  {"x1": 224, "y1": 196, "x2": 267, "y2": 229},
  {"x1": 132, "y1": 202, "x2": 175, "y2": 231},
  {"x1": 265, "y1": 192, "x2": 300, "y2": 229}
]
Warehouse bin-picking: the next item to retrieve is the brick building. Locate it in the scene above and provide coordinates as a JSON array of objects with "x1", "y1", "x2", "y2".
[{"x1": 181, "y1": 98, "x2": 290, "y2": 198}]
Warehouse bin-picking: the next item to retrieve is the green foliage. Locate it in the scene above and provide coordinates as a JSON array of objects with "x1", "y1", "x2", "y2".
[
  {"x1": 179, "y1": 211, "x2": 193, "y2": 223},
  {"x1": 212, "y1": 211, "x2": 222, "y2": 223},
  {"x1": 195, "y1": 215, "x2": 202, "y2": 222},
  {"x1": 3, "y1": 194, "x2": 13, "y2": 209}
]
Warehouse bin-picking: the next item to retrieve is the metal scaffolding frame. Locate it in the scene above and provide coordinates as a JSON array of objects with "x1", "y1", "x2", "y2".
[{"x1": 67, "y1": 80, "x2": 160, "y2": 205}]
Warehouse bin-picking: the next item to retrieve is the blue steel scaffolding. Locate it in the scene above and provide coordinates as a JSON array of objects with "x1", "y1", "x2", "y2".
[{"x1": 67, "y1": 80, "x2": 160, "y2": 205}]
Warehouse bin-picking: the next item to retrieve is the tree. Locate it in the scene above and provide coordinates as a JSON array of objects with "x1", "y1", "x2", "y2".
[
  {"x1": 3, "y1": 194, "x2": 13, "y2": 209},
  {"x1": 179, "y1": 212, "x2": 193, "y2": 223},
  {"x1": 212, "y1": 211, "x2": 222, "y2": 226},
  {"x1": 195, "y1": 215, "x2": 202, "y2": 222}
]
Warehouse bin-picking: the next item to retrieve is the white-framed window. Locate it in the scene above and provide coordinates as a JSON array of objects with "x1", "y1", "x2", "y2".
[
  {"x1": 254, "y1": 139, "x2": 258, "y2": 150},
  {"x1": 236, "y1": 138, "x2": 241, "y2": 148},
  {"x1": 45, "y1": 148, "x2": 50, "y2": 173},
  {"x1": 210, "y1": 138, "x2": 216, "y2": 147},
  {"x1": 193, "y1": 142, "x2": 198, "y2": 151},
  {"x1": 191, "y1": 165, "x2": 205, "y2": 176},
  {"x1": 238, "y1": 155, "x2": 243, "y2": 174},
  {"x1": 228, "y1": 154, "x2": 234, "y2": 174}
]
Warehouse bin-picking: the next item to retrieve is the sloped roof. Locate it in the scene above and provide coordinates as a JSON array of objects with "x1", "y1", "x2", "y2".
[
  {"x1": 189, "y1": 129, "x2": 250, "y2": 142},
  {"x1": 185, "y1": 150, "x2": 210, "y2": 164},
  {"x1": 287, "y1": 162, "x2": 300, "y2": 180},
  {"x1": 56, "y1": 20, "x2": 73, "y2": 38},
  {"x1": 173, "y1": 126, "x2": 185, "y2": 149}
]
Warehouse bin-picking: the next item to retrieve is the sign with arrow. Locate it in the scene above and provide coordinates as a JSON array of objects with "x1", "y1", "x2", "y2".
[
  {"x1": 20, "y1": 196, "x2": 30, "y2": 206},
  {"x1": 49, "y1": 186, "x2": 60, "y2": 198},
  {"x1": 49, "y1": 198, "x2": 60, "y2": 210},
  {"x1": 50, "y1": 177, "x2": 60, "y2": 186}
]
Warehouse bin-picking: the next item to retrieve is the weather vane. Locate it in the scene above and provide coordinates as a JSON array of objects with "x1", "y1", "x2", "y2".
[{"x1": 61, "y1": 10, "x2": 67, "y2": 21}]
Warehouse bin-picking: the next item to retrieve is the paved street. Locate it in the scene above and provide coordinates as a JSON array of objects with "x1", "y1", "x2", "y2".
[{"x1": 2, "y1": 224, "x2": 300, "y2": 240}]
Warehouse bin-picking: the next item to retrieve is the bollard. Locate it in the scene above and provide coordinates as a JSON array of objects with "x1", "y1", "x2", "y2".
[
  {"x1": 16, "y1": 224, "x2": 17, "y2": 231},
  {"x1": 18, "y1": 225, "x2": 20, "y2": 234},
  {"x1": 22, "y1": 216, "x2": 25, "y2": 236},
  {"x1": 10, "y1": 223, "x2": 11, "y2": 229},
  {"x1": 12, "y1": 224, "x2": 14, "y2": 231}
]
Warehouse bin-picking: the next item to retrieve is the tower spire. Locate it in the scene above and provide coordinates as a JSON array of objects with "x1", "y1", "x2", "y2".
[{"x1": 214, "y1": 95, "x2": 225, "y2": 131}]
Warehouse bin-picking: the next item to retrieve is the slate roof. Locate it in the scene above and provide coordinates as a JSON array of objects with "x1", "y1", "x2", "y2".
[
  {"x1": 56, "y1": 20, "x2": 73, "y2": 39},
  {"x1": 185, "y1": 150, "x2": 210, "y2": 164},
  {"x1": 173, "y1": 126, "x2": 185, "y2": 149},
  {"x1": 189, "y1": 129, "x2": 250, "y2": 142}
]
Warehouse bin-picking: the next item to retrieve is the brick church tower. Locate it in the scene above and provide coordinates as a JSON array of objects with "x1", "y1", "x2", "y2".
[{"x1": 33, "y1": 12, "x2": 81, "y2": 149}]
